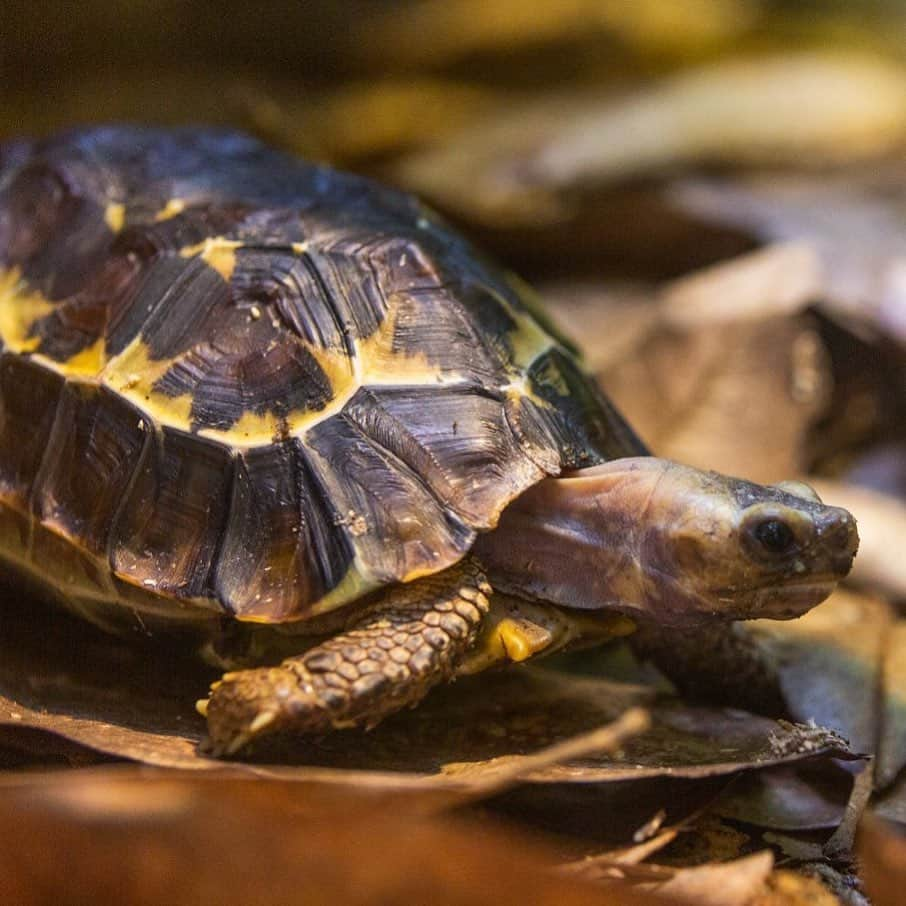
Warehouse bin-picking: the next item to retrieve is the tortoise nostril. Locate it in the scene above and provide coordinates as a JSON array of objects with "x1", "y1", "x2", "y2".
[{"x1": 828, "y1": 512, "x2": 858, "y2": 555}]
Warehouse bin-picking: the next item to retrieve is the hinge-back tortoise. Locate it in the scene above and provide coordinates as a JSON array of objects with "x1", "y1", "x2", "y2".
[{"x1": 0, "y1": 127, "x2": 857, "y2": 755}]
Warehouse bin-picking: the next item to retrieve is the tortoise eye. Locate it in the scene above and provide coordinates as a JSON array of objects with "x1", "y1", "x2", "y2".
[{"x1": 753, "y1": 519, "x2": 796, "y2": 554}]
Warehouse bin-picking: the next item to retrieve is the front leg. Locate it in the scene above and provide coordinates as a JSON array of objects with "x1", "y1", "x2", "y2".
[
  {"x1": 629, "y1": 620, "x2": 788, "y2": 717},
  {"x1": 202, "y1": 560, "x2": 491, "y2": 756}
]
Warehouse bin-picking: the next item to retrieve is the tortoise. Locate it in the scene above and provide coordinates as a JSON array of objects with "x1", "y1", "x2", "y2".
[{"x1": 0, "y1": 127, "x2": 858, "y2": 756}]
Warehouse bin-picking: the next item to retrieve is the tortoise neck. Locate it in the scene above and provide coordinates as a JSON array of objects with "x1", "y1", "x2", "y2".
[{"x1": 473, "y1": 459, "x2": 666, "y2": 613}]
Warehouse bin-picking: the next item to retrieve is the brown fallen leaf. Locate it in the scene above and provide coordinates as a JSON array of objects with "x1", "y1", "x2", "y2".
[
  {"x1": 0, "y1": 586, "x2": 857, "y2": 832},
  {"x1": 239, "y1": 77, "x2": 499, "y2": 164},
  {"x1": 574, "y1": 850, "x2": 775, "y2": 906},
  {"x1": 753, "y1": 590, "x2": 893, "y2": 759},
  {"x1": 548, "y1": 280, "x2": 832, "y2": 483},
  {"x1": 658, "y1": 243, "x2": 823, "y2": 329},
  {"x1": 671, "y1": 166, "x2": 906, "y2": 344},
  {"x1": 645, "y1": 851, "x2": 774, "y2": 906},
  {"x1": 879, "y1": 622, "x2": 906, "y2": 791},
  {"x1": 561, "y1": 827, "x2": 681, "y2": 881},
  {"x1": 857, "y1": 815, "x2": 906, "y2": 906},
  {"x1": 714, "y1": 761, "x2": 857, "y2": 832},
  {"x1": 752, "y1": 869, "x2": 845, "y2": 906},
  {"x1": 0, "y1": 768, "x2": 671, "y2": 906}
]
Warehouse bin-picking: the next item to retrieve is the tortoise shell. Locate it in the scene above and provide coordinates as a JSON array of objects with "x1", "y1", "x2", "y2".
[{"x1": 0, "y1": 127, "x2": 643, "y2": 628}]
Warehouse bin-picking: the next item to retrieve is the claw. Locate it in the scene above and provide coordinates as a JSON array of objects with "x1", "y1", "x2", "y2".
[{"x1": 247, "y1": 710, "x2": 279, "y2": 735}]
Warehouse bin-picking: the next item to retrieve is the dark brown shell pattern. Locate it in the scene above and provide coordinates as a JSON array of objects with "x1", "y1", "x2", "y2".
[{"x1": 0, "y1": 127, "x2": 644, "y2": 627}]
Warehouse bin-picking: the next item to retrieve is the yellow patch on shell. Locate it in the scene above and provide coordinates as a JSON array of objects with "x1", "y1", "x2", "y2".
[
  {"x1": 104, "y1": 203, "x2": 126, "y2": 233},
  {"x1": 58, "y1": 337, "x2": 107, "y2": 376},
  {"x1": 198, "y1": 408, "x2": 281, "y2": 445},
  {"x1": 179, "y1": 237, "x2": 242, "y2": 281},
  {"x1": 483, "y1": 281, "x2": 557, "y2": 374},
  {"x1": 0, "y1": 268, "x2": 55, "y2": 354},
  {"x1": 0, "y1": 269, "x2": 108, "y2": 378},
  {"x1": 101, "y1": 338, "x2": 193, "y2": 431},
  {"x1": 154, "y1": 198, "x2": 186, "y2": 222}
]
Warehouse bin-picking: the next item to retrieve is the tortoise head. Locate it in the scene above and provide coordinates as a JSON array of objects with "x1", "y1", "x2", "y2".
[
  {"x1": 476, "y1": 457, "x2": 858, "y2": 627},
  {"x1": 634, "y1": 463, "x2": 858, "y2": 624}
]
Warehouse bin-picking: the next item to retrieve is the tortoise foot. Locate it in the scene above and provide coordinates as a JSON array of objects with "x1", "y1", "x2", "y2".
[{"x1": 202, "y1": 560, "x2": 491, "y2": 756}]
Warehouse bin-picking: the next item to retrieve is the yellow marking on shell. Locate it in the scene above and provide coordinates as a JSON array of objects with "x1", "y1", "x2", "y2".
[
  {"x1": 179, "y1": 237, "x2": 242, "y2": 281},
  {"x1": 101, "y1": 338, "x2": 193, "y2": 431},
  {"x1": 0, "y1": 268, "x2": 54, "y2": 353},
  {"x1": 485, "y1": 282, "x2": 557, "y2": 373},
  {"x1": 278, "y1": 297, "x2": 469, "y2": 439},
  {"x1": 155, "y1": 198, "x2": 186, "y2": 222},
  {"x1": 104, "y1": 203, "x2": 126, "y2": 233},
  {"x1": 357, "y1": 302, "x2": 463, "y2": 386},
  {"x1": 291, "y1": 241, "x2": 309, "y2": 255},
  {"x1": 303, "y1": 561, "x2": 376, "y2": 618},
  {"x1": 96, "y1": 286, "x2": 468, "y2": 448},
  {"x1": 57, "y1": 337, "x2": 107, "y2": 376},
  {"x1": 198, "y1": 408, "x2": 280, "y2": 444}
]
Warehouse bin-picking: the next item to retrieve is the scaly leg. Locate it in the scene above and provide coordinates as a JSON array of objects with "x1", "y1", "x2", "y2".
[
  {"x1": 202, "y1": 560, "x2": 491, "y2": 755},
  {"x1": 630, "y1": 620, "x2": 787, "y2": 717}
]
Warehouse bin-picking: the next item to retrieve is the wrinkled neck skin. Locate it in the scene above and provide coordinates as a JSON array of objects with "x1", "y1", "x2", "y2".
[
  {"x1": 475, "y1": 459, "x2": 679, "y2": 621},
  {"x1": 473, "y1": 457, "x2": 858, "y2": 628}
]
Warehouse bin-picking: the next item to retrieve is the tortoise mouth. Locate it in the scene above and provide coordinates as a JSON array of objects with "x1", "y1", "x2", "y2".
[{"x1": 711, "y1": 579, "x2": 838, "y2": 621}]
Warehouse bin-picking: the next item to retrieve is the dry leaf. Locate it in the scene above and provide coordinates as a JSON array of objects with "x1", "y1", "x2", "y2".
[
  {"x1": 658, "y1": 243, "x2": 823, "y2": 328},
  {"x1": 878, "y1": 622, "x2": 906, "y2": 790},
  {"x1": 240, "y1": 78, "x2": 498, "y2": 163},
  {"x1": 857, "y1": 815, "x2": 906, "y2": 906},
  {"x1": 646, "y1": 851, "x2": 774, "y2": 906},
  {"x1": 753, "y1": 869, "x2": 845, "y2": 906},
  {"x1": 753, "y1": 590, "x2": 893, "y2": 758},
  {"x1": 672, "y1": 166, "x2": 906, "y2": 343},
  {"x1": 0, "y1": 591, "x2": 855, "y2": 796},
  {"x1": 0, "y1": 769, "x2": 669, "y2": 906},
  {"x1": 575, "y1": 312, "x2": 828, "y2": 483},
  {"x1": 715, "y1": 762, "x2": 856, "y2": 832}
]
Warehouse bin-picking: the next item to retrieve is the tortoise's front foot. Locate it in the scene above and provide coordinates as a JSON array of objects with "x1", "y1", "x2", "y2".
[{"x1": 201, "y1": 561, "x2": 491, "y2": 756}]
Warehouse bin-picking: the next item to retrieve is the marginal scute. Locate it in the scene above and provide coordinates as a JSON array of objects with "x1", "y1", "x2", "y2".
[
  {"x1": 214, "y1": 440, "x2": 354, "y2": 620},
  {"x1": 31, "y1": 383, "x2": 149, "y2": 555},
  {"x1": 110, "y1": 427, "x2": 233, "y2": 598},
  {"x1": 0, "y1": 353, "x2": 64, "y2": 505},
  {"x1": 509, "y1": 349, "x2": 648, "y2": 471}
]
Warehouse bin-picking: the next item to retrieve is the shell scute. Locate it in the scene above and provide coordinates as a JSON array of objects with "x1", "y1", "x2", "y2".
[
  {"x1": 110, "y1": 427, "x2": 233, "y2": 598},
  {"x1": 32, "y1": 382, "x2": 149, "y2": 553},
  {"x1": 214, "y1": 439, "x2": 353, "y2": 621}
]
